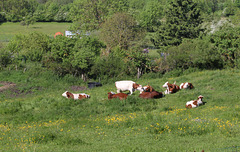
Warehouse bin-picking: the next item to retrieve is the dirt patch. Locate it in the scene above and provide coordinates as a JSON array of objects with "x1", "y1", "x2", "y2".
[
  {"x1": 7, "y1": 86, "x2": 43, "y2": 98},
  {"x1": 0, "y1": 81, "x2": 42, "y2": 98},
  {"x1": 68, "y1": 86, "x2": 88, "y2": 92},
  {"x1": 0, "y1": 81, "x2": 16, "y2": 92}
]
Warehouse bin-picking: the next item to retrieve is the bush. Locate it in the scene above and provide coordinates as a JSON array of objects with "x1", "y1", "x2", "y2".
[
  {"x1": 6, "y1": 32, "x2": 51, "y2": 62},
  {"x1": 209, "y1": 26, "x2": 240, "y2": 68},
  {"x1": 0, "y1": 49, "x2": 12, "y2": 69},
  {"x1": 165, "y1": 38, "x2": 223, "y2": 70},
  {"x1": 91, "y1": 54, "x2": 129, "y2": 82}
]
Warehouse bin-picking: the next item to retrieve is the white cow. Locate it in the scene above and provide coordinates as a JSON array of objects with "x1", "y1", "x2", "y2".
[
  {"x1": 62, "y1": 91, "x2": 90, "y2": 100},
  {"x1": 186, "y1": 95, "x2": 204, "y2": 109},
  {"x1": 180, "y1": 82, "x2": 194, "y2": 89},
  {"x1": 115, "y1": 80, "x2": 143, "y2": 95}
]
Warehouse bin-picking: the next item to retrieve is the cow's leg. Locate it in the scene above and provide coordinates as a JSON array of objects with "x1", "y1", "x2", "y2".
[
  {"x1": 117, "y1": 89, "x2": 121, "y2": 93},
  {"x1": 129, "y1": 89, "x2": 134, "y2": 95}
]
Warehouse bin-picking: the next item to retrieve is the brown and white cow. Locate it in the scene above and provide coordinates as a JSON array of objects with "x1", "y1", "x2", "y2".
[
  {"x1": 143, "y1": 85, "x2": 155, "y2": 92},
  {"x1": 140, "y1": 85, "x2": 164, "y2": 99},
  {"x1": 62, "y1": 91, "x2": 90, "y2": 100},
  {"x1": 162, "y1": 81, "x2": 180, "y2": 94},
  {"x1": 186, "y1": 95, "x2": 204, "y2": 109},
  {"x1": 180, "y1": 82, "x2": 194, "y2": 89},
  {"x1": 108, "y1": 92, "x2": 128, "y2": 100},
  {"x1": 139, "y1": 91, "x2": 164, "y2": 99},
  {"x1": 115, "y1": 80, "x2": 144, "y2": 95}
]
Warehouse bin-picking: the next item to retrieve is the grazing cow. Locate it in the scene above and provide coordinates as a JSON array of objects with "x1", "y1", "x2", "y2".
[
  {"x1": 162, "y1": 81, "x2": 180, "y2": 94},
  {"x1": 139, "y1": 91, "x2": 164, "y2": 99},
  {"x1": 62, "y1": 91, "x2": 90, "y2": 100},
  {"x1": 180, "y1": 82, "x2": 194, "y2": 89},
  {"x1": 143, "y1": 85, "x2": 155, "y2": 92},
  {"x1": 115, "y1": 80, "x2": 144, "y2": 95},
  {"x1": 186, "y1": 95, "x2": 204, "y2": 109},
  {"x1": 108, "y1": 92, "x2": 128, "y2": 100}
]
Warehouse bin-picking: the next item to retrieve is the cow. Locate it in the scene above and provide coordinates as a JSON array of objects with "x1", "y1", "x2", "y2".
[
  {"x1": 115, "y1": 80, "x2": 144, "y2": 95},
  {"x1": 180, "y1": 82, "x2": 194, "y2": 89},
  {"x1": 162, "y1": 81, "x2": 180, "y2": 94},
  {"x1": 143, "y1": 85, "x2": 155, "y2": 92},
  {"x1": 186, "y1": 95, "x2": 204, "y2": 109},
  {"x1": 62, "y1": 91, "x2": 90, "y2": 100},
  {"x1": 108, "y1": 92, "x2": 128, "y2": 100},
  {"x1": 139, "y1": 91, "x2": 164, "y2": 99}
]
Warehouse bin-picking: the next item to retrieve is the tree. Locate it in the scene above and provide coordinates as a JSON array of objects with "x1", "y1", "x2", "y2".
[
  {"x1": 137, "y1": 0, "x2": 163, "y2": 32},
  {"x1": 127, "y1": 49, "x2": 150, "y2": 79},
  {"x1": 151, "y1": 0, "x2": 203, "y2": 50},
  {"x1": 20, "y1": 13, "x2": 36, "y2": 27},
  {"x1": 100, "y1": 12, "x2": 143, "y2": 50},
  {"x1": 209, "y1": 26, "x2": 240, "y2": 68},
  {"x1": 69, "y1": 0, "x2": 109, "y2": 31}
]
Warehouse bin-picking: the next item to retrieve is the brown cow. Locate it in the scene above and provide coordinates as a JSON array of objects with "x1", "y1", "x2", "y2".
[
  {"x1": 108, "y1": 92, "x2": 128, "y2": 100},
  {"x1": 139, "y1": 91, "x2": 164, "y2": 99}
]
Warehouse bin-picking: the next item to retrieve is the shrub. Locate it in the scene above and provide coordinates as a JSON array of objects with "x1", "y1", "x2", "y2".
[
  {"x1": 166, "y1": 38, "x2": 223, "y2": 70},
  {"x1": 209, "y1": 26, "x2": 240, "y2": 68},
  {"x1": 6, "y1": 32, "x2": 51, "y2": 62},
  {"x1": 0, "y1": 49, "x2": 12, "y2": 69}
]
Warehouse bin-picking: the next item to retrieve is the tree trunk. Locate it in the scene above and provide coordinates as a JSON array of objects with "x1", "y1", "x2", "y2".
[
  {"x1": 81, "y1": 73, "x2": 87, "y2": 82},
  {"x1": 137, "y1": 67, "x2": 142, "y2": 79}
]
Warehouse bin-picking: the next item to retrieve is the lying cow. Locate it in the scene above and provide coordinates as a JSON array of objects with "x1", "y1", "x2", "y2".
[
  {"x1": 186, "y1": 95, "x2": 204, "y2": 109},
  {"x1": 180, "y1": 82, "x2": 194, "y2": 89},
  {"x1": 143, "y1": 85, "x2": 155, "y2": 92},
  {"x1": 108, "y1": 92, "x2": 128, "y2": 100},
  {"x1": 62, "y1": 91, "x2": 90, "y2": 100},
  {"x1": 115, "y1": 80, "x2": 144, "y2": 95},
  {"x1": 162, "y1": 81, "x2": 180, "y2": 94},
  {"x1": 139, "y1": 91, "x2": 164, "y2": 99}
]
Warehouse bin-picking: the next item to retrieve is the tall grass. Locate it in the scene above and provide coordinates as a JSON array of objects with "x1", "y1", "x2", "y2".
[{"x1": 0, "y1": 68, "x2": 240, "y2": 151}]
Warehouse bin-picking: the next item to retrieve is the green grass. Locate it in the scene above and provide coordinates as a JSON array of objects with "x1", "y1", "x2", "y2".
[
  {"x1": 0, "y1": 22, "x2": 72, "y2": 43},
  {"x1": 0, "y1": 68, "x2": 240, "y2": 151}
]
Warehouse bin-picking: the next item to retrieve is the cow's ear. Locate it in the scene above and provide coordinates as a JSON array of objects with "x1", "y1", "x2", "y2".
[
  {"x1": 67, "y1": 94, "x2": 70, "y2": 98},
  {"x1": 66, "y1": 92, "x2": 70, "y2": 98},
  {"x1": 133, "y1": 83, "x2": 139, "y2": 89}
]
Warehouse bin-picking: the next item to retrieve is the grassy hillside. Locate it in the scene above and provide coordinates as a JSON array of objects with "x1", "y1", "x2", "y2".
[
  {"x1": 0, "y1": 68, "x2": 240, "y2": 152},
  {"x1": 0, "y1": 22, "x2": 71, "y2": 44}
]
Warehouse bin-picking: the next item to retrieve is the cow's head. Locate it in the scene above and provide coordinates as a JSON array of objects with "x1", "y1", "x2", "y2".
[
  {"x1": 198, "y1": 95, "x2": 204, "y2": 100},
  {"x1": 197, "y1": 95, "x2": 204, "y2": 104},
  {"x1": 62, "y1": 91, "x2": 74, "y2": 99},
  {"x1": 133, "y1": 83, "x2": 144, "y2": 93},
  {"x1": 162, "y1": 82, "x2": 169, "y2": 88},
  {"x1": 143, "y1": 85, "x2": 155, "y2": 92}
]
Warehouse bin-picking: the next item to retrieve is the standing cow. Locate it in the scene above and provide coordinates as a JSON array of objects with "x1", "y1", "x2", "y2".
[{"x1": 115, "y1": 80, "x2": 144, "y2": 95}]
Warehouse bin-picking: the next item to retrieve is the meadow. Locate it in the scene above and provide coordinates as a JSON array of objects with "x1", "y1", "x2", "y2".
[
  {"x1": 0, "y1": 22, "x2": 239, "y2": 152},
  {"x1": 0, "y1": 65, "x2": 240, "y2": 152},
  {"x1": 0, "y1": 22, "x2": 71, "y2": 44}
]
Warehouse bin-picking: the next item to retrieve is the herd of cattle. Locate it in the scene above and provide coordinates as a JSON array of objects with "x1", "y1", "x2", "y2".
[{"x1": 62, "y1": 80, "x2": 205, "y2": 109}]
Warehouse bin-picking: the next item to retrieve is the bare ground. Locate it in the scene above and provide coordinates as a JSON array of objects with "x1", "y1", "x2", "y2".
[{"x1": 0, "y1": 81, "x2": 16, "y2": 92}]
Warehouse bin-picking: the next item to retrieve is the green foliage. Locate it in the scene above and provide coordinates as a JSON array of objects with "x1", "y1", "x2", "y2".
[
  {"x1": 20, "y1": 13, "x2": 36, "y2": 27},
  {"x1": 0, "y1": 49, "x2": 12, "y2": 69},
  {"x1": 45, "y1": 35, "x2": 104, "y2": 78},
  {"x1": 4, "y1": 0, "x2": 38, "y2": 22},
  {"x1": 100, "y1": 12, "x2": 144, "y2": 50},
  {"x1": 91, "y1": 54, "x2": 129, "y2": 82},
  {"x1": 127, "y1": 49, "x2": 151, "y2": 78},
  {"x1": 6, "y1": 32, "x2": 51, "y2": 62},
  {"x1": 166, "y1": 38, "x2": 223, "y2": 70},
  {"x1": 152, "y1": 0, "x2": 204, "y2": 49},
  {"x1": 209, "y1": 26, "x2": 240, "y2": 68},
  {"x1": 137, "y1": 0, "x2": 163, "y2": 32},
  {"x1": 69, "y1": 0, "x2": 108, "y2": 31}
]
